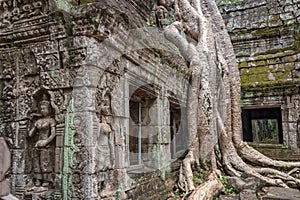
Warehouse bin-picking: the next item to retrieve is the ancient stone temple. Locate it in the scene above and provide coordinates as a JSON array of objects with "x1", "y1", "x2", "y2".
[
  {"x1": 220, "y1": 0, "x2": 300, "y2": 157},
  {"x1": 0, "y1": 0, "x2": 190, "y2": 199},
  {"x1": 1, "y1": 0, "x2": 300, "y2": 199}
]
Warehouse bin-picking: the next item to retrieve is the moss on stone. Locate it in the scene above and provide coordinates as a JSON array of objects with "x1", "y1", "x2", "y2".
[
  {"x1": 256, "y1": 54, "x2": 276, "y2": 60},
  {"x1": 238, "y1": 61, "x2": 248, "y2": 68},
  {"x1": 268, "y1": 15, "x2": 283, "y2": 27},
  {"x1": 251, "y1": 27, "x2": 279, "y2": 38},
  {"x1": 281, "y1": 55, "x2": 297, "y2": 63},
  {"x1": 55, "y1": 0, "x2": 72, "y2": 12},
  {"x1": 250, "y1": 60, "x2": 266, "y2": 67}
]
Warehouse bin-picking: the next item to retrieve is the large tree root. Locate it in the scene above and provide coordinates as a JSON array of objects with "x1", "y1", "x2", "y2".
[
  {"x1": 188, "y1": 173, "x2": 224, "y2": 200},
  {"x1": 162, "y1": 0, "x2": 300, "y2": 197},
  {"x1": 218, "y1": 110, "x2": 299, "y2": 188},
  {"x1": 237, "y1": 142, "x2": 300, "y2": 168},
  {"x1": 178, "y1": 151, "x2": 196, "y2": 192}
]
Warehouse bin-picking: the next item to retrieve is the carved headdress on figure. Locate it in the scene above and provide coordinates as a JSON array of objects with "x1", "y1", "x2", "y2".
[{"x1": 30, "y1": 87, "x2": 60, "y2": 120}]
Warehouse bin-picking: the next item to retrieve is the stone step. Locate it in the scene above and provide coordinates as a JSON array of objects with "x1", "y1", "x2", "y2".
[
  {"x1": 262, "y1": 187, "x2": 300, "y2": 200},
  {"x1": 248, "y1": 143, "x2": 300, "y2": 161}
]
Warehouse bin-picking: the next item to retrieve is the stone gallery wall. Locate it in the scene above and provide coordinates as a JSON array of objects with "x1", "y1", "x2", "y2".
[
  {"x1": 0, "y1": 0, "x2": 189, "y2": 199},
  {"x1": 220, "y1": 0, "x2": 300, "y2": 151}
]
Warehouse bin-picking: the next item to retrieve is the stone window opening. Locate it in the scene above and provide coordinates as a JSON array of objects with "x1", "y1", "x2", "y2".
[
  {"x1": 169, "y1": 101, "x2": 186, "y2": 159},
  {"x1": 129, "y1": 85, "x2": 157, "y2": 167},
  {"x1": 242, "y1": 107, "x2": 283, "y2": 144}
]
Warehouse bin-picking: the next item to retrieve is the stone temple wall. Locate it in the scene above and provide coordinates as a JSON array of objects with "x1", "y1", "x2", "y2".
[
  {"x1": 220, "y1": 0, "x2": 300, "y2": 152},
  {"x1": 2, "y1": 0, "x2": 299, "y2": 199},
  {"x1": 0, "y1": 0, "x2": 189, "y2": 199}
]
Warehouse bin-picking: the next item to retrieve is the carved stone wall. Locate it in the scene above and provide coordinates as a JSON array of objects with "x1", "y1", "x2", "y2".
[
  {"x1": 0, "y1": 0, "x2": 189, "y2": 199},
  {"x1": 220, "y1": 0, "x2": 300, "y2": 151}
]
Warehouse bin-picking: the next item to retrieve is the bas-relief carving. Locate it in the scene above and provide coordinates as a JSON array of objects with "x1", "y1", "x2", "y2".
[
  {"x1": 97, "y1": 122, "x2": 114, "y2": 170},
  {"x1": 26, "y1": 89, "x2": 57, "y2": 194},
  {"x1": 0, "y1": 0, "x2": 45, "y2": 28}
]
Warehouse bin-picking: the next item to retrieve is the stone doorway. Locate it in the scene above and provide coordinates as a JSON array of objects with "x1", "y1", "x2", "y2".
[{"x1": 242, "y1": 107, "x2": 283, "y2": 144}]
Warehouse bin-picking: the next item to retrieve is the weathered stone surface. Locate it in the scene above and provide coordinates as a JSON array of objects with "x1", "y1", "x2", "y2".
[
  {"x1": 219, "y1": 194, "x2": 239, "y2": 200},
  {"x1": 227, "y1": 177, "x2": 246, "y2": 192},
  {"x1": 1, "y1": 0, "x2": 299, "y2": 199},
  {"x1": 239, "y1": 189, "x2": 258, "y2": 200},
  {"x1": 0, "y1": 137, "x2": 11, "y2": 197},
  {"x1": 227, "y1": 176, "x2": 262, "y2": 195},
  {"x1": 262, "y1": 187, "x2": 300, "y2": 200},
  {"x1": 221, "y1": 0, "x2": 300, "y2": 155},
  {"x1": 0, "y1": 0, "x2": 189, "y2": 199}
]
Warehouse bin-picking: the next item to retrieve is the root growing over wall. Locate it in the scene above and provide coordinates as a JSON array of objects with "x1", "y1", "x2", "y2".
[{"x1": 163, "y1": 0, "x2": 300, "y2": 198}]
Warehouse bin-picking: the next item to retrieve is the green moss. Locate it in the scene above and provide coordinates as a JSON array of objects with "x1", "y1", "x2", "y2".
[
  {"x1": 241, "y1": 80, "x2": 300, "y2": 95},
  {"x1": 251, "y1": 28, "x2": 279, "y2": 37},
  {"x1": 240, "y1": 62, "x2": 296, "y2": 86},
  {"x1": 238, "y1": 61, "x2": 248, "y2": 68},
  {"x1": 281, "y1": 55, "x2": 297, "y2": 63},
  {"x1": 250, "y1": 60, "x2": 266, "y2": 66},
  {"x1": 240, "y1": 66, "x2": 270, "y2": 85},
  {"x1": 56, "y1": 0, "x2": 72, "y2": 12},
  {"x1": 274, "y1": 63, "x2": 294, "y2": 79},
  {"x1": 251, "y1": 29, "x2": 300, "y2": 57},
  {"x1": 62, "y1": 99, "x2": 78, "y2": 199},
  {"x1": 256, "y1": 54, "x2": 275, "y2": 60},
  {"x1": 251, "y1": 26, "x2": 295, "y2": 38},
  {"x1": 268, "y1": 15, "x2": 282, "y2": 27}
]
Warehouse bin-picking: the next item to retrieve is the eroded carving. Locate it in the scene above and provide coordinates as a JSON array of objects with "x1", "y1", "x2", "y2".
[
  {"x1": 27, "y1": 90, "x2": 56, "y2": 194},
  {"x1": 97, "y1": 122, "x2": 114, "y2": 170}
]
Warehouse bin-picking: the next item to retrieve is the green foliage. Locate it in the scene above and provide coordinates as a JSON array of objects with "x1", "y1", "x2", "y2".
[
  {"x1": 147, "y1": 18, "x2": 156, "y2": 27},
  {"x1": 251, "y1": 119, "x2": 279, "y2": 143},
  {"x1": 219, "y1": 176, "x2": 228, "y2": 186},
  {"x1": 225, "y1": 187, "x2": 234, "y2": 194},
  {"x1": 173, "y1": 189, "x2": 182, "y2": 199},
  {"x1": 193, "y1": 171, "x2": 203, "y2": 185},
  {"x1": 219, "y1": 176, "x2": 235, "y2": 194},
  {"x1": 168, "y1": 42, "x2": 181, "y2": 55},
  {"x1": 193, "y1": 176, "x2": 203, "y2": 185}
]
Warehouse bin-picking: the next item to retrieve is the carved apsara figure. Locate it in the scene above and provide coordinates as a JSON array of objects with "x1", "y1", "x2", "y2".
[
  {"x1": 97, "y1": 122, "x2": 115, "y2": 169},
  {"x1": 28, "y1": 92, "x2": 56, "y2": 192}
]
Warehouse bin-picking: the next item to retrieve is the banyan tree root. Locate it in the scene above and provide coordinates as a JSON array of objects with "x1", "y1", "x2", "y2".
[
  {"x1": 188, "y1": 173, "x2": 224, "y2": 200},
  {"x1": 162, "y1": 0, "x2": 300, "y2": 196},
  {"x1": 178, "y1": 150, "x2": 196, "y2": 193}
]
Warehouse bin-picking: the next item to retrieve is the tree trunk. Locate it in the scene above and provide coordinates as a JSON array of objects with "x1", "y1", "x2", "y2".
[{"x1": 163, "y1": 0, "x2": 300, "y2": 198}]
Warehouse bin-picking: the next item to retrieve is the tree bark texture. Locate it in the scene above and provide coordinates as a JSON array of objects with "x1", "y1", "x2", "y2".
[{"x1": 163, "y1": 0, "x2": 300, "y2": 198}]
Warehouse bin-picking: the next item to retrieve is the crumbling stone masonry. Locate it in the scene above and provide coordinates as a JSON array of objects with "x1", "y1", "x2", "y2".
[
  {"x1": 2, "y1": 0, "x2": 299, "y2": 199},
  {"x1": 220, "y1": 0, "x2": 300, "y2": 154},
  {"x1": 0, "y1": 0, "x2": 189, "y2": 199}
]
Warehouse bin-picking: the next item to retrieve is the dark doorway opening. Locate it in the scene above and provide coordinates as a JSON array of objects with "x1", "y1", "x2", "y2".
[{"x1": 242, "y1": 107, "x2": 283, "y2": 144}]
